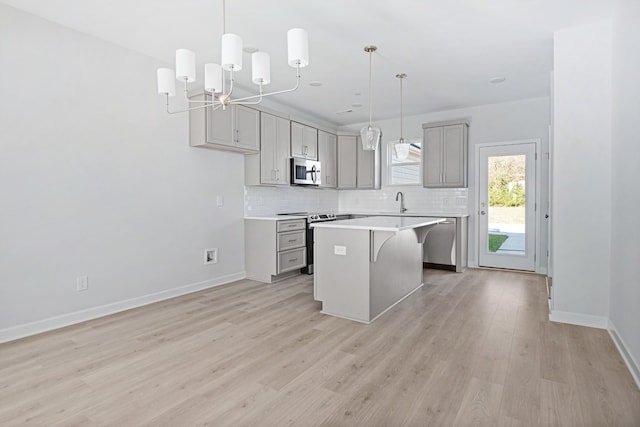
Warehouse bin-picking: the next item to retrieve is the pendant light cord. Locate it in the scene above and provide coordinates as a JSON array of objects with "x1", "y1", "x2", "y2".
[
  {"x1": 400, "y1": 76, "x2": 403, "y2": 141},
  {"x1": 368, "y1": 50, "x2": 373, "y2": 127},
  {"x1": 222, "y1": 0, "x2": 226, "y2": 33}
]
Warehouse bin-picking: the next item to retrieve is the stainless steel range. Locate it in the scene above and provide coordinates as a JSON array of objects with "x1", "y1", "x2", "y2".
[{"x1": 278, "y1": 212, "x2": 351, "y2": 274}]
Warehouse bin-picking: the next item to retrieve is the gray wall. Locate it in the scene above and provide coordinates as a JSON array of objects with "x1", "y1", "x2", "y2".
[
  {"x1": 0, "y1": 5, "x2": 246, "y2": 336},
  {"x1": 610, "y1": 0, "x2": 640, "y2": 377},
  {"x1": 552, "y1": 21, "x2": 612, "y2": 322}
]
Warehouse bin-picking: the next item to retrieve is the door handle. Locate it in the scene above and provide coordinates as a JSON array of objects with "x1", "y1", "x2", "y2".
[
  {"x1": 480, "y1": 210, "x2": 486, "y2": 215},
  {"x1": 545, "y1": 214, "x2": 549, "y2": 219}
]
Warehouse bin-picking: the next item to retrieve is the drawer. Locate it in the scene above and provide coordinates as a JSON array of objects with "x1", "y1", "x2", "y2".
[
  {"x1": 277, "y1": 230, "x2": 306, "y2": 252},
  {"x1": 277, "y1": 219, "x2": 306, "y2": 232},
  {"x1": 277, "y1": 248, "x2": 307, "y2": 274}
]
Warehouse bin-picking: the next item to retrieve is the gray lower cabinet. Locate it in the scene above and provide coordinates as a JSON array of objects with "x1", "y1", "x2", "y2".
[
  {"x1": 245, "y1": 219, "x2": 307, "y2": 283},
  {"x1": 190, "y1": 93, "x2": 260, "y2": 153},
  {"x1": 422, "y1": 120, "x2": 469, "y2": 188}
]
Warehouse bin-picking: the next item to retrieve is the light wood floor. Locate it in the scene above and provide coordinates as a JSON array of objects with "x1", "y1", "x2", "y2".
[{"x1": 1, "y1": 269, "x2": 639, "y2": 426}]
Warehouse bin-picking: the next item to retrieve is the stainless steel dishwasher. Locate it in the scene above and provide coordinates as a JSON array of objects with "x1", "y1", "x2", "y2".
[{"x1": 423, "y1": 218, "x2": 457, "y2": 271}]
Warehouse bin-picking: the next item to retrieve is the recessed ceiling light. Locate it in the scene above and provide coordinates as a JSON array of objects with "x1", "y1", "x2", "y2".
[
  {"x1": 309, "y1": 81, "x2": 323, "y2": 87},
  {"x1": 490, "y1": 76, "x2": 506, "y2": 84},
  {"x1": 243, "y1": 45, "x2": 259, "y2": 54},
  {"x1": 351, "y1": 102, "x2": 363, "y2": 108},
  {"x1": 335, "y1": 109, "x2": 353, "y2": 115}
]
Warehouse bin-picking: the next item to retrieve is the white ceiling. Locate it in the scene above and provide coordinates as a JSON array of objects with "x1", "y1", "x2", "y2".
[{"x1": 2, "y1": 0, "x2": 615, "y2": 126}]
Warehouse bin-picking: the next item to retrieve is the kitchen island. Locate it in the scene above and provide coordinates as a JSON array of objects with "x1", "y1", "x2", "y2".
[{"x1": 312, "y1": 216, "x2": 445, "y2": 323}]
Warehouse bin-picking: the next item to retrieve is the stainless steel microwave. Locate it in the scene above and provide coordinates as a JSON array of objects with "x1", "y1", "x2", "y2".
[{"x1": 291, "y1": 158, "x2": 321, "y2": 186}]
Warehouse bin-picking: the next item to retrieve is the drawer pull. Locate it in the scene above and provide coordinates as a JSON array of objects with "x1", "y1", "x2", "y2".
[
  {"x1": 288, "y1": 224, "x2": 296, "y2": 227},
  {"x1": 288, "y1": 258, "x2": 298, "y2": 262},
  {"x1": 288, "y1": 239, "x2": 297, "y2": 242}
]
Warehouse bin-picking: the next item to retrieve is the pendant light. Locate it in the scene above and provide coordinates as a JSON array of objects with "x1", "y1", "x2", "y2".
[
  {"x1": 394, "y1": 73, "x2": 410, "y2": 160},
  {"x1": 360, "y1": 46, "x2": 382, "y2": 151}
]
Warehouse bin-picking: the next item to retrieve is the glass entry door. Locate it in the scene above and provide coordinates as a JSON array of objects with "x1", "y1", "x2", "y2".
[{"x1": 478, "y1": 142, "x2": 536, "y2": 271}]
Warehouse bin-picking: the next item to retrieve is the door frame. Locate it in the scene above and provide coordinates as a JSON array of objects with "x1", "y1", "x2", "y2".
[{"x1": 474, "y1": 138, "x2": 542, "y2": 273}]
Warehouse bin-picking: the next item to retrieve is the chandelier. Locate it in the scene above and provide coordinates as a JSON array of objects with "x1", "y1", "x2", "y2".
[{"x1": 156, "y1": 0, "x2": 309, "y2": 114}]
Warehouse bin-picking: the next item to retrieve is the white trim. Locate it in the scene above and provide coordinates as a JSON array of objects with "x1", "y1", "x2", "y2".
[
  {"x1": 0, "y1": 271, "x2": 246, "y2": 344},
  {"x1": 608, "y1": 320, "x2": 640, "y2": 390},
  {"x1": 549, "y1": 310, "x2": 608, "y2": 329},
  {"x1": 474, "y1": 138, "x2": 542, "y2": 272}
]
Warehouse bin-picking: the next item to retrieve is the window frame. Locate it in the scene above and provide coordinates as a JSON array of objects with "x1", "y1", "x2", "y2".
[{"x1": 386, "y1": 138, "x2": 422, "y2": 187}]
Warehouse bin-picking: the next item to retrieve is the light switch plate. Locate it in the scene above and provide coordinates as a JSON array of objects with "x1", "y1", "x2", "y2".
[{"x1": 334, "y1": 245, "x2": 347, "y2": 256}]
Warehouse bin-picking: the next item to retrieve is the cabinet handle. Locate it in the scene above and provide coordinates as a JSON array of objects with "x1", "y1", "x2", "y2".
[
  {"x1": 288, "y1": 224, "x2": 296, "y2": 228},
  {"x1": 288, "y1": 258, "x2": 298, "y2": 262},
  {"x1": 276, "y1": 169, "x2": 280, "y2": 181},
  {"x1": 288, "y1": 239, "x2": 297, "y2": 242},
  {"x1": 271, "y1": 170, "x2": 276, "y2": 180}
]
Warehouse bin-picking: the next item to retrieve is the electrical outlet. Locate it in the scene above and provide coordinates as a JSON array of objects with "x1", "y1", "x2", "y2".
[
  {"x1": 204, "y1": 248, "x2": 218, "y2": 264},
  {"x1": 76, "y1": 276, "x2": 88, "y2": 292},
  {"x1": 334, "y1": 245, "x2": 347, "y2": 256}
]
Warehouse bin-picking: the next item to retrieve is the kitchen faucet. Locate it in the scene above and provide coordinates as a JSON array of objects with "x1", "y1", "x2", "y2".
[{"x1": 395, "y1": 191, "x2": 407, "y2": 213}]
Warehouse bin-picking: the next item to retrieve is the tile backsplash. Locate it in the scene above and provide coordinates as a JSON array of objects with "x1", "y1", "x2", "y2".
[
  {"x1": 245, "y1": 185, "x2": 468, "y2": 216},
  {"x1": 245, "y1": 186, "x2": 339, "y2": 215},
  {"x1": 339, "y1": 186, "x2": 468, "y2": 215}
]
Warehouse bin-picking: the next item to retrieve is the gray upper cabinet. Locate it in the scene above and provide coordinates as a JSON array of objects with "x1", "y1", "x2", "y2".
[
  {"x1": 291, "y1": 122, "x2": 318, "y2": 160},
  {"x1": 190, "y1": 93, "x2": 260, "y2": 154},
  {"x1": 356, "y1": 136, "x2": 381, "y2": 189},
  {"x1": 422, "y1": 120, "x2": 469, "y2": 188},
  {"x1": 245, "y1": 112, "x2": 290, "y2": 186},
  {"x1": 259, "y1": 113, "x2": 290, "y2": 185},
  {"x1": 318, "y1": 131, "x2": 337, "y2": 188},
  {"x1": 337, "y1": 135, "x2": 357, "y2": 189}
]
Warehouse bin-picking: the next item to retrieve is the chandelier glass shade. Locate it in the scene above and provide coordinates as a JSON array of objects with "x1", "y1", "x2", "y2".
[{"x1": 156, "y1": 0, "x2": 309, "y2": 114}]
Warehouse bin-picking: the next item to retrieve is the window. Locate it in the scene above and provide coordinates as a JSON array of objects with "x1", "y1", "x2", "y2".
[{"x1": 387, "y1": 139, "x2": 422, "y2": 185}]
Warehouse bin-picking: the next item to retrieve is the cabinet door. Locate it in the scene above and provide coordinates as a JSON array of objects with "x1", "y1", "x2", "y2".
[
  {"x1": 442, "y1": 124, "x2": 466, "y2": 187},
  {"x1": 423, "y1": 127, "x2": 444, "y2": 187},
  {"x1": 291, "y1": 122, "x2": 317, "y2": 159},
  {"x1": 356, "y1": 136, "x2": 375, "y2": 188},
  {"x1": 290, "y1": 122, "x2": 305, "y2": 158},
  {"x1": 337, "y1": 135, "x2": 357, "y2": 189},
  {"x1": 274, "y1": 115, "x2": 291, "y2": 185},
  {"x1": 318, "y1": 131, "x2": 337, "y2": 188},
  {"x1": 235, "y1": 105, "x2": 260, "y2": 152},
  {"x1": 260, "y1": 113, "x2": 278, "y2": 184},
  {"x1": 206, "y1": 105, "x2": 234, "y2": 147},
  {"x1": 303, "y1": 126, "x2": 318, "y2": 160}
]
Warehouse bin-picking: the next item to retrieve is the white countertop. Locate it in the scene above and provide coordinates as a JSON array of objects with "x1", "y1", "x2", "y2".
[
  {"x1": 341, "y1": 211, "x2": 469, "y2": 218},
  {"x1": 244, "y1": 215, "x2": 307, "y2": 221},
  {"x1": 311, "y1": 216, "x2": 446, "y2": 232}
]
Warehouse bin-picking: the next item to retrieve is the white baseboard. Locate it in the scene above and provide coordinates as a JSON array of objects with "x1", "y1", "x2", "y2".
[
  {"x1": 0, "y1": 271, "x2": 246, "y2": 344},
  {"x1": 548, "y1": 310, "x2": 608, "y2": 329},
  {"x1": 608, "y1": 320, "x2": 640, "y2": 391}
]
